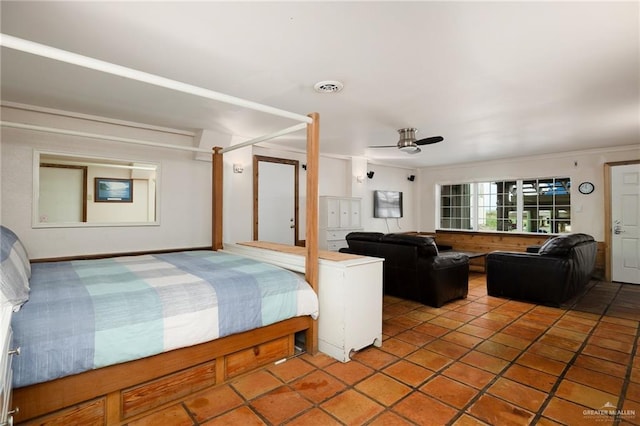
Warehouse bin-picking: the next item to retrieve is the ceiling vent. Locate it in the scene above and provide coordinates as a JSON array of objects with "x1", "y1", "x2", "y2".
[{"x1": 313, "y1": 80, "x2": 344, "y2": 93}]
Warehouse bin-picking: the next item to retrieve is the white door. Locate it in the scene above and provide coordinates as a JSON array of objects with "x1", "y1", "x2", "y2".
[
  {"x1": 258, "y1": 161, "x2": 295, "y2": 244},
  {"x1": 611, "y1": 163, "x2": 640, "y2": 284}
]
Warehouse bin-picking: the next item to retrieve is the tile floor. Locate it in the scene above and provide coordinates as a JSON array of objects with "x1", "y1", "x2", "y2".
[{"x1": 128, "y1": 274, "x2": 640, "y2": 425}]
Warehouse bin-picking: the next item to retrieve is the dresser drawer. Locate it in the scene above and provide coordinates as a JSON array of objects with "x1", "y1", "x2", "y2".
[
  {"x1": 327, "y1": 240, "x2": 348, "y2": 251},
  {"x1": 325, "y1": 230, "x2": 351, "y2": 241}
]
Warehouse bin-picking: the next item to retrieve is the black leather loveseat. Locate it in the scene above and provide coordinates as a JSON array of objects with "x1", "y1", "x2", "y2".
[
  {"x1": 339, "y1": 232, "x2": 469, "y2": 307},
  {"x1": 486, "y1": 233, "x2": 597, "y2": 306}
]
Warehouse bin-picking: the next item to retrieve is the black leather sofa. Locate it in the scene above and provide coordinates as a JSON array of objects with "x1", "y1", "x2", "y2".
[
  {"x1": 339, "y1": 232, "x2": 469, "y2": 307},
  {"x1": 486, "y1": 233, "x2": 597, "y2": 306}
]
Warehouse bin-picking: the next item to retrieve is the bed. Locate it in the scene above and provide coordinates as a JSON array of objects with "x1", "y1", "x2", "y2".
[{"x1": 0, "y1": 34, "x2": 321, "y2": 425}]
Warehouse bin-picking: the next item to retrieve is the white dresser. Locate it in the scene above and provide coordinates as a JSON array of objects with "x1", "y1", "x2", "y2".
[
  {"x1": 319, "y1": 196, "x2": 363, "y2": 251},
  {"x1": 223, "y1": 242, "x2": 383, "y2": 362},
  {"x1": 0, "y1": 304, "x2": 18, "y2": 426}
]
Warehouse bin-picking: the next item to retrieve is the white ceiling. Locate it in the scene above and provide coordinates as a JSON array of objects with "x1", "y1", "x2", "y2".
[{"x1": 1, "y1": 1, "x2": 638, "y2": 168}]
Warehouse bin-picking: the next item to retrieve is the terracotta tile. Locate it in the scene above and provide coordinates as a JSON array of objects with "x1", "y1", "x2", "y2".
[
  {"x1": 545, "y1": 326, "x2": 588, "y2": 343},
  {"x1": 502, "y1": 300, "x2": 534, "y2": 312},
  {"x1": 555, "y1": 317, "x2": 595, "y2": 333},
  {"x1": 601, "y1": 315, "x2": 639, "y2": 329},
  {"x1": 424, "y1": 339, "x2": 470, "y2": 359},
  {"x1": 201, "y1": 406, "x2": 266, "y2": 426},
  {"x1": 413, "y1": 322, "x2": 451, "y2": 337},
  {"x1": 451, "y1": 414, "x2": 492, "y2": 425},
  {"x1": 619, "y1": 398, "x2": 640, "y2": 425},
  {"x1": 267, "y1": 357, "x2": 315, "y2": 383},
  {"x1": 290, "y1": 370, "x2": 346, "y2": 403},
  {"x1": 386, "y1": 315, "x2": 422, "y2": 329},
  {"x1": 543, "y1": 397, "x2": 593, "y2": 425},
  {"x1": 457, "y1": 323, "x2": 496, "y2": 339},
  {"x1": 429, "y1": 316, "x2": 464, "y2": 330},
  {"x1": 537, "y1": 333, "x2": 582, "y2": 351},
  {"x1": 441, "y1": 330, "x2": 484, "y2": 349},
  {"x1": 382, "y1": 321, "x2": 406, "y2": 336},
  {"x1": 589, "y1": 335, "x2": 635, "y2": 354},
  {"x1": 384, "y1": 303, "x2": 414, "y2": 317},
  {"x1": 324, "y1": 360, "x2": 374, "y2": 385},
  {"x1": 442, "y1": 310, "x2": 477, "y2": 323},
  {"x1": 184, "y1": 385, "x2": 244, "y2": 422},
  {"x1": 468, "y1": 316, "x2": 506, "y2": 332},
  {"x1": 502, "y1": 323, "x2": 545, "y2": 340},
  {"x1": 442, "y1": 362, "x2": 495, "y2": 389},
  {"x1": 406, "y1": 348, "x2": 454, "y2": 371},
  {"x1": 596, "y1": 318, "x2": 638, "y2": 336},
  {"x1": 383, "y1": 359, "x2": 434, "y2": 387},
  {"x1": 379, "y1": 337, "x2": 419, "y2": 357},
  {"x1": 461, "y1": 350, "x2": 509, "y2": 374},
  {"x1": 476, "y1": 340, "x2": 521, "y2": 361},
  {"x1": 394, "y1": 329, "x2": 436, "y2": 346},
  {"x1": 351, "y1": 347, "x2": 399, "y2": 369},
  {"x1": 583, "y1": 343, "x2": 631, "y2": 365},
  {"x1": 321, "y1": 389, "x2": 384, "y2": 425},
  {"x1": 487, "y1": 377, "x2": 547, "y2": 412},
  {"x1": 534, "y1": 417, "x2": 564, "y2": 426},
  {"x1": 489, "y1": 331, "x2": 530, "y2": 350},
  {"x1": 285, "y1": 408, "x2": 342, "y2": 426},
  {"x1": 468, "y1": 394, "x2": 534, "y2": 425},
  {"x1": 405, "y1": 309, "x2": 437, "y2": 322},
  {"x1": 555, "y1": 379, "x2": 619, "y2": 410},
  {"x1": 355, "y1": 373, "x2": 412, "y2": 406},
  {"x1": 300, "y1": 352, "x2": 336, "y2": 368},
  {"x1": 367, "y1": 411, "x2": 416, "y2": 426},
  {"x1": 574, "y1": 354, "x2": 628, "y2": 378},
  {"x1": 392, "y1": 392, "x2": 458, "y2": 425},
  {"x1": 420, "y1": 375, "x2": 478, "y2": 408},
  {"x1": 250, "y1": 386, "x2": 312, "y2": 425},
  {"x1": 626, "y1": 382, "x2": 640, "y2": 403},
  {"x1": 231, "y1": 370, "x2": 282, "y2": 400},
  {"x1": 565, "y1": 365, "x2": 624, "y2": 396},
  {"x1": 516, "y1": 352, "x2": 567, "y2": 376},
  {"x1": 128, "y1": 403, "x2": 193, "y2": 426},
  {"x1": 528, "y1": 342, "x2": 575, "y2": 363},
  {"x1": 520, "y1": 312, "x2": 557, "y2": 326},
  {"x1": 502, "y1": 363, "x2": 557, "y2": 392}
]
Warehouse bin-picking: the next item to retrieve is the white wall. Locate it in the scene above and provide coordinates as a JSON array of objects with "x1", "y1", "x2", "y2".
[
  {"x1": 1, "y1": 105, "x2": 211, "y2": 258},
  {"x1": 417, "y1": 146, "x2": 640, "y2": 241}
]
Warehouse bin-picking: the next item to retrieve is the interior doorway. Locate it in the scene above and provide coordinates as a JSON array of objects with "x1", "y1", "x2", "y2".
[
  {"x1": 606, "y1": 160, "x2": 640, "y2": 284},
  {"x1": 253, "y1": 155, "x2": 300, "y2": 246}
]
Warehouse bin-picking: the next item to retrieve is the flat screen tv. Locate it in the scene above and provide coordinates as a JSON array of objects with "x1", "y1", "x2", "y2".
[{"x1": 374, "y1": 190, "x2": 403, "y2": 218}]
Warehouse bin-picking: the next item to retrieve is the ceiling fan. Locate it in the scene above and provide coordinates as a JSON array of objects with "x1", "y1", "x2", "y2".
[{"x1": 369, "y1": 128, "x2": 444, "y2": 154}]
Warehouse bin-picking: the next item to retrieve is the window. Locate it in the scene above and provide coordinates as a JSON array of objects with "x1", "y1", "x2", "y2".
[{"x1": 439, "y1": 177, "x2": 571, "y2": 234}]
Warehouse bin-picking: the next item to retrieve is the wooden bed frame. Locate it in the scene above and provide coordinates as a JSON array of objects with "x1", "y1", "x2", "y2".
[{"x1": 12, "y1": 117, "x2": 320, "y2": 424}]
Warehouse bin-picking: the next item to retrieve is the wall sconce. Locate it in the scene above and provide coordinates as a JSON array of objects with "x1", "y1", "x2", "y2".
[
  {"x1": 367, "y1": 171, "x2": 375, "y2": 179},
  {"x1": 408, "y1": 175, "x2": 416, "y2": 182},
  {"x1": 233, "y1": 164, "x2": 244, "y2": 173},
  {"x1": 301, "y1": 164, "x2": 307, "y2": 170}
]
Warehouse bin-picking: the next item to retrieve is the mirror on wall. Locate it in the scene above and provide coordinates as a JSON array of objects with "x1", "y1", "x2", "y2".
[{"x1": 34, "y1": 151, "x2": 159, "y2": 227}]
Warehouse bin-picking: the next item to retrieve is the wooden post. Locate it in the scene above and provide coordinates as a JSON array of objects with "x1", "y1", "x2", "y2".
[
  {"x1": 305, "y1": 113, "x2": 320, "y2": 354},
  {"x1": 212, "y1": 147, "x2": 224, "y2": 251}
]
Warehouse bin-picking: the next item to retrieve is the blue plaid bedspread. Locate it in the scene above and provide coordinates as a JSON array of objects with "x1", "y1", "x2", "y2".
[{"x1": 11, "y1": 250, "x2": 318, "y2": 388}]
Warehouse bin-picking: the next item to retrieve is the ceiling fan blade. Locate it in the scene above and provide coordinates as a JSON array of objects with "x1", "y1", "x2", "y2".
[
  {"x1": 368, "y1": 145, "x2": 399, "y2": 149},
  {"x1": 415, "y1": 136, "x2": 444, "y2": 146}
]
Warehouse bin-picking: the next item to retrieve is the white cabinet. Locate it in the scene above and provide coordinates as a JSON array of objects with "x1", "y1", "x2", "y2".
[
  {"x1": 222, "y1": 242, "x2": 383, "y2": 362},
  {"x1": 319, "y1": 196, "x2": 363, "y2": 251}
]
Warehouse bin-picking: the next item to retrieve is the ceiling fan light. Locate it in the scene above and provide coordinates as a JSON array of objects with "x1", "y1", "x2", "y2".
[{"x1": 399, "y1": 144, "x2": 420, "y2": 153}]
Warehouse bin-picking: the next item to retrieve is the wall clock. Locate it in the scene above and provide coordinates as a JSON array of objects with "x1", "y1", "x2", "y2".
[{"x1": 578, "y1": 181, "x2": 595, "y2": 194}]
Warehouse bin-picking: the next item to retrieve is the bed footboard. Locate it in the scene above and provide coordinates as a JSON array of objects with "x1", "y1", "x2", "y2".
[{"x1": 13, "y1": 316, "x2": 313, "y2": 425}]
